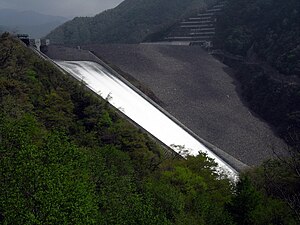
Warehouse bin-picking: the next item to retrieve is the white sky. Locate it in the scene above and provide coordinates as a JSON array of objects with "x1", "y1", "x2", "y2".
[{"x1": 0, "y1": 0, "x2": 124, "y2": 18}]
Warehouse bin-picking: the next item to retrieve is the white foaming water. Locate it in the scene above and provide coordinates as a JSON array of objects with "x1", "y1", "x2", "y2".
[{"x1": 56, "y1": 60, "x2": 238, "y2": 179}]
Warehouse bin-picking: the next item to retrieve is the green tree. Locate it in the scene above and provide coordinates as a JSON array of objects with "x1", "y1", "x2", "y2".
[
  {"x1": 88, "y1": 146, "x2": 168, "y2": 225},
  {"x1": 227, "y1": 176, "x2": 297, "y2": 225},
  {"x1": 144, "y1": 154, "x2": 234, "y2": 225},
  {"x1": 0, "y1": 115, "x2": 98, "y2": 224}
]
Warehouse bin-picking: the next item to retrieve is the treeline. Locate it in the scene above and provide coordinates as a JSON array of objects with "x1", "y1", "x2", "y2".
[
  {"x1": 46, "y1": 0, "x2": 217, "y2": 45},
  {"x1": 0, "y1": 35, "x2": 299, "y2": 224},
  {"x1": 214, "y1": 0, "x2": 300, "y2": 146}
]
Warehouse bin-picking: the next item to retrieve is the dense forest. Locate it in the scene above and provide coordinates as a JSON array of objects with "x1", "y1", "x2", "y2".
[
  {"x1": 0, "y1": 34, "x2": 299, "y2": 224},
  {"x1": 46, "y1": 0, "x2": 218, "y2": 45},
  {"x1": 215, "y1": 0, "x2": 300, "y2": 76},
  {"x1": 214, "y1": 0, "x2": 300, "y2": 147}
]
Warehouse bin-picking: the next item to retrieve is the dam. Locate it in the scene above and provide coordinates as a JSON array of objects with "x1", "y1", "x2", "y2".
[
  {"x1": 45, "y1": 44, "x2": 287, "y2": 174},
  {"x1": 56, "y1": 60, "x2": 239, "y2": 179},
  {"x1": 83, "y1": 44, "x2": 287, "y2": 166}
]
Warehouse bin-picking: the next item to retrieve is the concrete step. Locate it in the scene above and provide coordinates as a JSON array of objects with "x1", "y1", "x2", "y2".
[
  {"x1": 189, "y1": 16, "x2": 212, "y2": 21},
  {"x1": 165, "y1": 36, "x2": 213, "y2": 40},
  {"x1": 189, "y1": 31, "x2": 215, "y2": 35},
  {"x1": 207, "y1": 8, "x2": 222, "y2": 12},
  {"x1": 180, "y1": 24, "x2": 214, "y2": 28},
  {"x1": 168, "y1": 31, "x2": 215, "y2": 37},
  {"x1": 197, "y1": 12, "x2": 215, "y2": 17},
  {"x1": 191, "y1": 27, "x2": 215, "y2": 32},
  {"x1": 160, "y1": 1, "x2": 226, "y2": 45},
  {"x1": 181, "y1": 20, "x2": 213, "y2": 24}
]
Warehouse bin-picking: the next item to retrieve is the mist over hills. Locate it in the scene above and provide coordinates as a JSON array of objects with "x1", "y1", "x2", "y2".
[
  {"x1": 0, "y1": 8, "x2": 68, "y2": 38},
  {"x1": 46, "y1": 0, "x2": 218, "y2": 45},
  {"x1": 0, "y1": 25, "x2": 9, "y2": 33}
]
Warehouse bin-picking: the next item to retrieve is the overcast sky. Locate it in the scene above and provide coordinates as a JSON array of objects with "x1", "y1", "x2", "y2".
[{"x1": 0, "y1": 0, "x2": 124, "y2": 18}]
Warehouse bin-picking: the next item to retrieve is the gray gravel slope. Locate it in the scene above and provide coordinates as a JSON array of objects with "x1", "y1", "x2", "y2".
[{"x1": 86, "y1": 44, "x2": 287, "y2": 166}]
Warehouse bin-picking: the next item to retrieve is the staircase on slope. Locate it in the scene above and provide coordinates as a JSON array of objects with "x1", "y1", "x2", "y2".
[{"x1": 163, "y1": 1, "x2": 226, "y2": 47}]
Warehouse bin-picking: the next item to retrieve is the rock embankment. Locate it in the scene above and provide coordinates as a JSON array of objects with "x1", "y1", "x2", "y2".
[{"x1": 84, "y1": 44, "x2": 287, "y2": 166}]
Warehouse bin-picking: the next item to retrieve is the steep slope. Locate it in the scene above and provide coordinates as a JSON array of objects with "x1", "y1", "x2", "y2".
[
  {"x1": 0, "y1": 33, "x2": 166, "y2": 223},
  {"x1": 145, "y1": 1, "x2": 226, "y2": 46},
  {"x1": 213, "y1": 0, "x2": 300, "y2": 146},
  {"x1": 46, "y1": 0, "x2": 218, "y2": 44},
  {"x1": 215, "y1": 0, "x2": 300, "y2": 76},
  {"x1": 84, "y1": 44, "x2": 287, "y2": 166}
]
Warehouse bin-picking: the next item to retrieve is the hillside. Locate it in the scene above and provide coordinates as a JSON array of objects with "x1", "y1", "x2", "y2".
[
  {"x1": 0, "y1": 33, "x2": 164, "y2": 223},
  {"x1": 46, "y1": 0, "x2": 218, "y2": 45},
  {"x1": 213, "y1": 0, "x2": 300, "y2": 146},
  {"x1": 1, "y1": 34, "x2": 299, "y2": 224},
  {"x1": 215, "y1": 0, "x2": 300, "y2": 77}
]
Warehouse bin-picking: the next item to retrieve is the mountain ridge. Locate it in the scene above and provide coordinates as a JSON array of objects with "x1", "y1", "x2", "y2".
[
  {"x1": 0, "y1": 8, "x2": 68, "y2": 38},
  {"x1": 46, "y1": 0, "x2": 218, "y2": 44}
]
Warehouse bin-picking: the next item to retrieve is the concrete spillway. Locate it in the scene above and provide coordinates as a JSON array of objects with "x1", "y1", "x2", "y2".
[{"x1": 55, "y1": 60, "x2": 238, "y2": 179}]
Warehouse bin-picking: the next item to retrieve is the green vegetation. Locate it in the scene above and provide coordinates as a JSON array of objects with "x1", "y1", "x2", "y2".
[
  {"x1": 46, "y1": 0, "x2": 217, "y2": 45},
  {"x1": 214, "y1": 0, "x2": 300, "y2": 146},
  {"x1": 0, "y1": 34, "x2": 299, "y2": 224},
  {"x1": 215, "y1": 0, "x2": 300, "y2": 76}
]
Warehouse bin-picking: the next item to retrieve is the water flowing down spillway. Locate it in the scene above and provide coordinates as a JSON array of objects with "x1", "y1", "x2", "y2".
[{"x1": 56, "y1": 60, "x2": 238, "y2": 179}]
